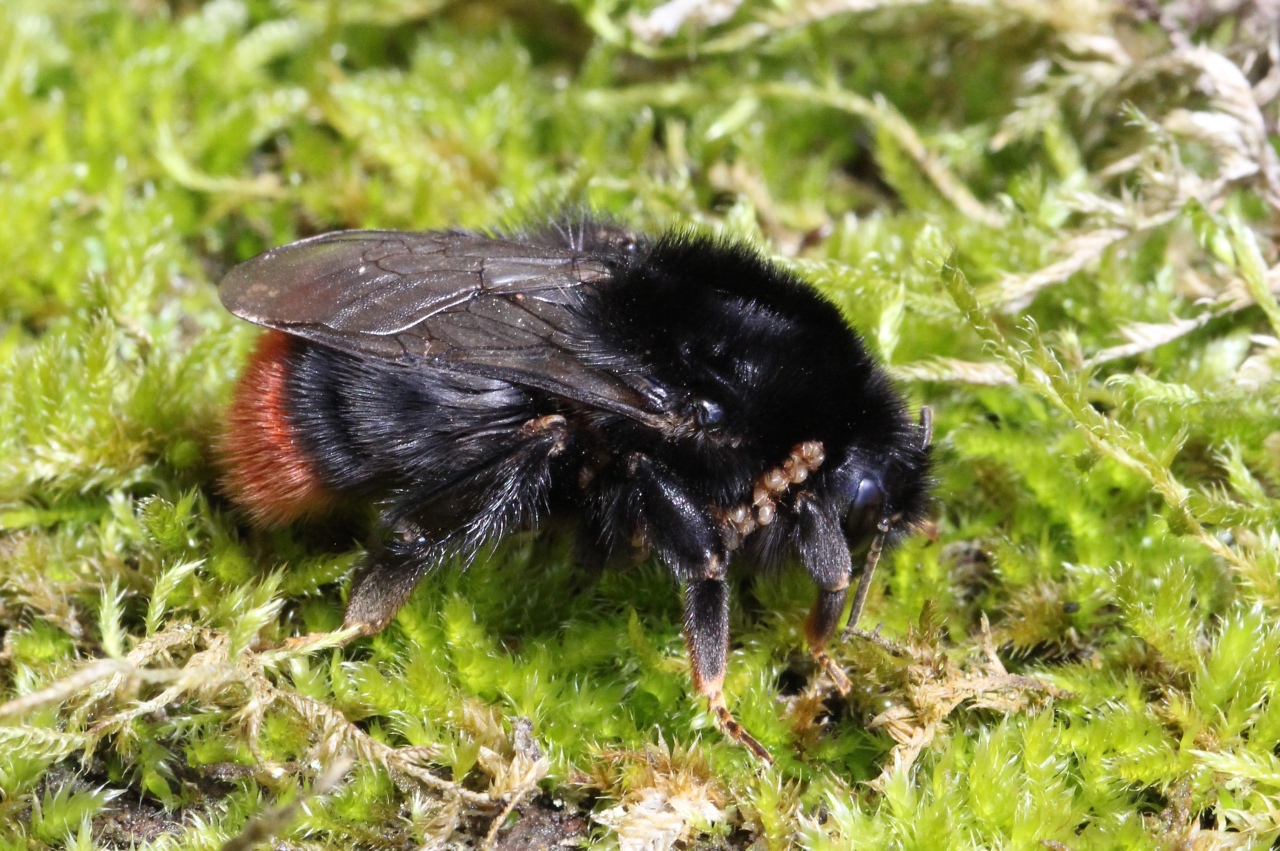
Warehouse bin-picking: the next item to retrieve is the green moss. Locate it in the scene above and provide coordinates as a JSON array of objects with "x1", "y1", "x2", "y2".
[{"x1": 1, "y1": 0, "x2": 1279, "y2": 847}]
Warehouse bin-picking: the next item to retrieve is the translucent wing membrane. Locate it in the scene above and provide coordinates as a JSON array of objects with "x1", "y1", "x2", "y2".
[{"x1": 220, "y1": 230, "x2": 670, "y2": 424}]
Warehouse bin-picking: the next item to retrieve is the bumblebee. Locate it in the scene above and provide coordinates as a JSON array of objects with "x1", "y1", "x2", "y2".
[{"x1": 220, "y1": 219, "x2": 932, "y2": 761}]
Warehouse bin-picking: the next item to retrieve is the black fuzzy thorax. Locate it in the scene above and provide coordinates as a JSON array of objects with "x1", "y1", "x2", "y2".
[{"x1": 595, "y1": 234, "x2": 912, "y2": 468}]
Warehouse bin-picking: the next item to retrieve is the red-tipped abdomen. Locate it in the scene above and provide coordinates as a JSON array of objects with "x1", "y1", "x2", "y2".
[{"x1": 221, "y1": 331, "x2": 335, "y2": 525}]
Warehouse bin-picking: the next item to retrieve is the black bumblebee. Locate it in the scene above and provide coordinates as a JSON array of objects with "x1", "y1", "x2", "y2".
[{"x1": 219, "y1": 218, "x2": 932, "y2": 761}]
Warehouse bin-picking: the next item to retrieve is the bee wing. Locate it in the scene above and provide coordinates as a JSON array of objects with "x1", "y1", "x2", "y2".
[{"x1": 220, "y1": 230, "x2": 670, "y2": 424}]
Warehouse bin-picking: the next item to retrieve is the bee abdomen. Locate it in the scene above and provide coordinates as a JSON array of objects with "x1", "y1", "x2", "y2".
[{"x1": 220, "y1": 331, "x2": 336, "y2": 525}]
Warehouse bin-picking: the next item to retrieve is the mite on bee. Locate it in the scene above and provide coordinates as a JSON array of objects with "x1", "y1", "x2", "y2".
[{"x1": 218, "y1": 217, "x2": 932, "y2": 761}]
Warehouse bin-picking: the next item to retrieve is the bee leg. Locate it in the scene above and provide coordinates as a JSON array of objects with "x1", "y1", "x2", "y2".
[
  {"x1": 805, "y1": 587, "x2": 851, "y2": 695},
  {"x1": 685, "y1": 576, "x2": 773, "y2": 765},
  {"x1": 345, "y1": 416, "x2": 571, "y2": 635},
  {"x1": 344, "y1": 531, "x2": 437, "y2": 635},
  {"x1": 793, "y1": 493, "x2": 854, "y2": 694},
  {"x1": 621, "y1": 453, "x2": 773, "y2": 763}
]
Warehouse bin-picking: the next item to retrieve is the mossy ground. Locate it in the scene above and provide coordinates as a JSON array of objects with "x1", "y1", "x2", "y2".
[{"x1": 2, "y1": 1, "x2": 1279, "y2": 848}]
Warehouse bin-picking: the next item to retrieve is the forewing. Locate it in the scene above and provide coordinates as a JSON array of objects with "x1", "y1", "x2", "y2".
[{"x1": 220, "y1": 230, "x2": 666, "y2": 421}]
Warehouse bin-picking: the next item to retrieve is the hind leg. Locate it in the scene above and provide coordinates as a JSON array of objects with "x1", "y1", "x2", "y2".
[{"x1": 345, "y1": 415, "x2": 570, "y2": 634}]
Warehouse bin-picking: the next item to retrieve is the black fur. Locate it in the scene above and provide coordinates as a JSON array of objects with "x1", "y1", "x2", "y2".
[
  {"x1": 222, "y1": 219, "x2": 932, "y2": 758},
  {"x1": 268, "y1": 229, "x2": 928, "y2": 573}
]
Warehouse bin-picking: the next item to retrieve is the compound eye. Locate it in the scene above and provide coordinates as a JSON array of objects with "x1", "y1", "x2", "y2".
[
  {"x1": 844, "y1": 478, "x2": 884, "y2": 546},
  {"x1": 692, "y1": 398, "x2": 725, "y2": 429}
]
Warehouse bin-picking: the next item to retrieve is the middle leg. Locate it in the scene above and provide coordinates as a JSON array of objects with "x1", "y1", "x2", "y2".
[
  {"x1": 685, "y1": 574, "x2": 773, "y2": 763},
  {"x1": 621, "y1": 452, "x2": 774, "y2": 762}
]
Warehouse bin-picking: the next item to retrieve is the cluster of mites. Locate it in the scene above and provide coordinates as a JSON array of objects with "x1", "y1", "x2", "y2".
[{"x1": 718, "y1": 440, "x2": 825, "y2": 549}]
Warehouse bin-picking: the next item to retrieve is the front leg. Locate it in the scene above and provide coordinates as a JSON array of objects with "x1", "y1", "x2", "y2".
[
  {"x1": 805, "y1": 587, "x2": 851, "y2": 695},
  {"x1": 794, "y1": 494, "x2": 854, "y2": 694},
  {"x1": 626, "y1": 454, "x2": 773, "y2": 764}
]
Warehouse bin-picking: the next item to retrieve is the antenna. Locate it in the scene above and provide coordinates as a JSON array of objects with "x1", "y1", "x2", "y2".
[
  {"x1": 841, "y1": 516, "x2": 891, "y2": 640},
  {"x1": 841, "y1": 406, "x2": 932, "y2": 640}
]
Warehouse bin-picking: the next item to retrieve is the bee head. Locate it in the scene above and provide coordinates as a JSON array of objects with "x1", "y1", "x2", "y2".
[{"x1": 833, "y1": 406, "x2": 932, "y2": 554}]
